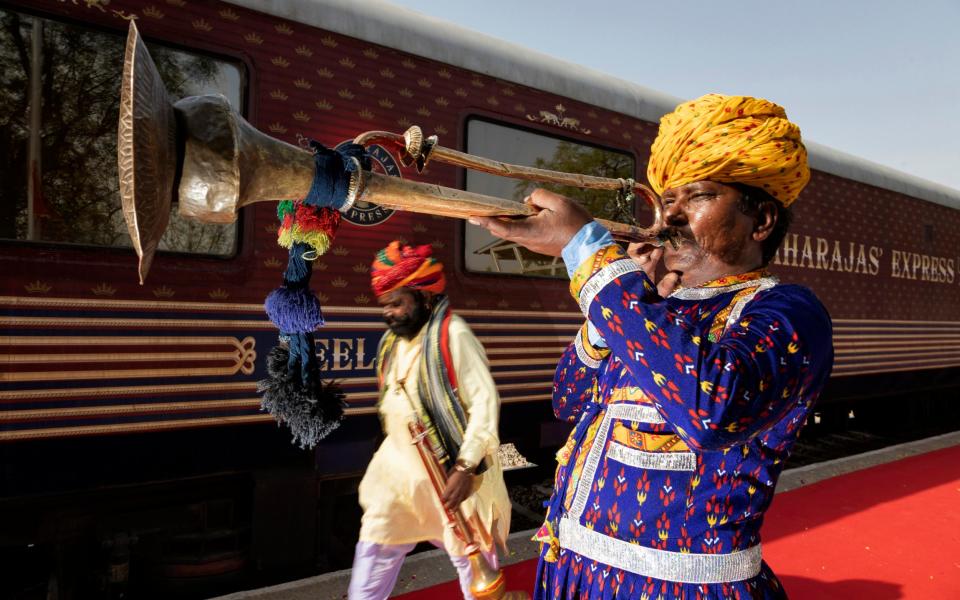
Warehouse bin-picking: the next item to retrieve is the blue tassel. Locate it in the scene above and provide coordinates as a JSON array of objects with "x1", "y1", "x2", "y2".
[
  {"x1": 284, "y1": 242, "x2": 312, "y2": 285},
  {"x1": 265, "y1": 287, "x2": 324, "y2": 333}
]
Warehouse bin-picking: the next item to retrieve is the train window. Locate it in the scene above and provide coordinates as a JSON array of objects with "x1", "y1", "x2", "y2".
[
  {"x1": 463, "y1": 119, "x2": 635, "y2": 278},
  {"x1": 0, "y1": 9, "x2": 242, "y2": 256}
]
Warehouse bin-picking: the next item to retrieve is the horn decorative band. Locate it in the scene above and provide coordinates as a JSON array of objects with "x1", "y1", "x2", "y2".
[{"x1": 118, "y1": 21, "x2": 675, "y2": 283}]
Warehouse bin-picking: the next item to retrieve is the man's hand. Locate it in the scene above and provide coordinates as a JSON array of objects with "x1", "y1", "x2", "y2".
[
  {"x1": 469, "y1": 189, "x2": 592, "y2": 257},
  {"x1": 627, "y1": 243, "x2": 682, "y2": 297},
  {"x1": 441, "y1": 469, "x2": 474, "y2": 510}
]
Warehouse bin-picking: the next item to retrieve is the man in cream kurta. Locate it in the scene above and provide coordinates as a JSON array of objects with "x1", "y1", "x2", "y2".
[{"x1": 348, "y1": 241, "x2": 511, "y2": 600}]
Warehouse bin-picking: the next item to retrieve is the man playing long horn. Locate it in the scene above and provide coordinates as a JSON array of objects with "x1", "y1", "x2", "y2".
[
  {"x1": 471, "y1": 94, "x2": 834, "y2": 598},
  {"x1": 349, "y1": 241, "x2": 511, "y2": 599}
]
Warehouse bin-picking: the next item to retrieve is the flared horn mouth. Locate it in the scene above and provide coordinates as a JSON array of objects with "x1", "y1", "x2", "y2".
[{"x1": 117, "y1": 20, "x2": 177, "y2": 284}]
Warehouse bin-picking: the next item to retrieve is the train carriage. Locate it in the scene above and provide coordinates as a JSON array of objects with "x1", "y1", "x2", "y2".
[{"x1": 2, "y1": 0, "x2": 959, "y2": 597}]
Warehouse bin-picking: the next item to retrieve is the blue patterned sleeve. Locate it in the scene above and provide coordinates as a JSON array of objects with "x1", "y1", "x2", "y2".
[{"x1": 569, "y1": 245, "x2": 834, "y2": 450}]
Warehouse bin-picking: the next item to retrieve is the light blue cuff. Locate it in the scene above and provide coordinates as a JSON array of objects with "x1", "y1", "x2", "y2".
[
  {"x1": 563, "y1": 222, "x2": 613, "y2": 349},
  {"x1": 561, "y1": 221, "x2": 615, "y2": 279},
  {"x1": 586, "y1": 322, "x2": 607, "y2": 348}
]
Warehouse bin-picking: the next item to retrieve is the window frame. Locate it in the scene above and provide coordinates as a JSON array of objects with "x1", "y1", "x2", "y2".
[
  {"x1": 456, "y1": 113, "x2": 640, "y2": 282},
  {"x1": 0, "y1": 7, "x2": 254, "y2": 270}
]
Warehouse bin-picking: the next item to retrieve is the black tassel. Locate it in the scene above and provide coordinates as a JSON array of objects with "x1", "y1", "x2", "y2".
[{"x1": 257, "y1": 346, "x2": 346, "y2": 448}]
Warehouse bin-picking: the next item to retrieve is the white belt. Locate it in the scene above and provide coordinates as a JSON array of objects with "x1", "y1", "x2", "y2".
[{"x1": 558, "y1": 517, "x2": 763, "y2": 584}]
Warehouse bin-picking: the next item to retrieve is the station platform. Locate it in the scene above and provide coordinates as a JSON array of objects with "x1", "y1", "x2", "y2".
[{"x1": 214, "y1": 431, "x2": 960, "y2": 600}]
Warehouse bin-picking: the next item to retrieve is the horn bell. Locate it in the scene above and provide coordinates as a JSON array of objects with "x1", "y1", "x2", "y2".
[{"x1": 117, "y1": 21, "x2": 176, "y2": 285}]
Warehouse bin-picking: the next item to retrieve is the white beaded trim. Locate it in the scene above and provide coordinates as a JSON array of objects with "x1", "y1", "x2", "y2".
[
  {"x1": 574, "y1": 332, "x2": 601, "y2": 369},
  {"x1": 607, "y1": 441, "x2": 696, "y2": 472},
  {"x1": 578, "y1": 259, "x2": 644, "y2": 315},
  {"x1": 559, "y1": 517, "x2": 763, "y2": 583},
  {"x1": 669, "y1": 276, "x2": 778, "y2": 301}
]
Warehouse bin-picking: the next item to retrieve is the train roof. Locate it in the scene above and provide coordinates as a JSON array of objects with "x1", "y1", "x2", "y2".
[{"x1": 228, "y1": 0, "x2": 960, "y2": 210}]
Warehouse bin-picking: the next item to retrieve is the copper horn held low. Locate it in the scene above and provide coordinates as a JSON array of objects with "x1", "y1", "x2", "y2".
[
  {"x1": 407, "y1": 420, "x2": 526, "y2": 600},
  {"x1": 118, "y1": 21, "x2": 668, "y2": 284}
]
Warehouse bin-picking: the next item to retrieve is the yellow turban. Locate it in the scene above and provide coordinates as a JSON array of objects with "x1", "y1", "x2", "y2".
[{"x1": 647, "y1": 94, "x2": 810, "y2": 206}]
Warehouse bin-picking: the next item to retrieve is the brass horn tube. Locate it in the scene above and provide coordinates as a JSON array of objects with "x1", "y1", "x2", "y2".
[{"x1": 357, "y1": 171, "x2": 666, "y2": 244}]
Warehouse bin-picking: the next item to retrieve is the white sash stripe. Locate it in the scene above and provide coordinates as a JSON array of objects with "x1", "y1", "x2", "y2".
[
  {"x1": 607, "y1": 402, "x2": 663, "y2": 424},
  {"x1": 559, "y1": 517, "x2": 763, "y2": 583},
  {"x1": 607, "y1": 441, "x2": 696, "y2": 471}
]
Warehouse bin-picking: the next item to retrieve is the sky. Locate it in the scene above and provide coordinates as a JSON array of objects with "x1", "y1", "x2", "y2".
[{"x1": 385, "y1": 0, "x2": 960, "y2": 191}]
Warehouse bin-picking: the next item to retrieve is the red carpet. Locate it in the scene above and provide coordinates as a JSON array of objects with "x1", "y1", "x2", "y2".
[{"x1": 396, "y1": 445, "x2": 960, "y2": 599}]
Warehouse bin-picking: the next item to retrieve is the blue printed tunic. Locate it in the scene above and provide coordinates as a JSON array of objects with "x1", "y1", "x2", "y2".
[{"x1": 534, "y1": 242, "x2": 834, "y2": 600}]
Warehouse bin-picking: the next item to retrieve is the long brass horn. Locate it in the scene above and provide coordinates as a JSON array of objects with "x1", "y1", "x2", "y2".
[{"x1": 118, "y1": 22, "x2": 672, "y2": 283}]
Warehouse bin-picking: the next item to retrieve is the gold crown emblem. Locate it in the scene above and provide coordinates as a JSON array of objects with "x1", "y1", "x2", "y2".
[
  {"x1": 91, "y1": 283, "x2": 116, "y2": 297},
  {"x1": 318, "y1": 292, "x2": 330, "y2": 303},
  {"x1": 315, "y1": 99, "x2": 333, "y2": 111},
  {"x1": 438, "y1": 69, "x2": 452, "y2": 79},
  {"x1": 295, "y1": 45, "x2": 313, "y2": 57},
  {"x1": 352, "y1": 263, "x2": 370, "y2": 274},
  {"x1": 271, "y1": 56, "x2": 290, "y2": 68},
  {"x1": 244, "y1": 32, "x2": 263, "y2": 45},
  {"x1": 359, "y1": 78, "x2": 375, "y2": 89},
  {"x1": 465, "y1": 298, "x2": 479, "y2": 307},
  {"x1": 433, "y1": 125, "x2": 448, "y2": 136},
  {"x1": 530, "y1": 302, "x2": 542, "y2": 309},
  {"x1": 330, "y1": 277, "x2": 348, "y2": 288},
  {"x1": 486, "y1": 96, "x2": 500, "y2": 107},
  {"x1": 401, "y1": 58, "x2": 417, "y2": 70},
  {"x1": 338, "y1": 57, "x2": 355, "y2": 69},
  {"x1": 378, "y1": 99, "x2": 394, "y2": 109},
  {"x1": 219, "y1": 8, "x2": 240, "y2": 21},
  {"x1": 262, "y1": 257, "x2": 283, "y2": 268},
  {"x1": 417, "y1": 78, "x2": 432, "y2": 89},
  {"x1": 454, "y1": 88, "x2": 468, "y2": 98},
  {"x1": 209, "y1": 288, "x2": 230, "y2": 300},
  {"x1": 416, "y1": 106, "x2": 431, "y2": 117},
  {"x1": 434, "y1": 96, "x2": 449, "y2": 107},
  {"x1": 191, "y1": 19, "x2": 213, "y2": 32},
  {"x1": 142, "y1": 6, "x2": 165, "y2": 19},
  {"x1": 314, "y1": 262, "x2": 328, "y2": 271},
  {"x1": 270, "y1": 89, "x2": 288, "y2": 101},
  {"x1": 152, "y1": 285, "x2": 176, "y2": 298},
  {"x1": 611, "y1": 117, "x2": 622, "y2": 125},
  {"x1": 412, "y1": 223, "x2": 427, "y2": 233},
  {"x1": 320, "y1": 36, "x2": 338, "y2": 48},
  {"x1": 331, "y1": 246, "x2": 350, "y2": 256},
  {"x1": 354, "y1": 293, "x2": 371, "y2": 305},
  {"x1": 316, "y1": 67, "x2": 334, "y2": 79},
  {"x1": 24, "y1": 280, "x2": 51, "y2": 294},
  {"x1": 471, "y1": 78, "x2": 484, "y2": 88},
  {"x1": 337, "y1": 89, "x2": 355, "y2": 100},
  {"x1": 497, "y1": 299, "x2": 510, "y2": 308},
  {"x1": 379, "y1": 68, "x2": 395, "y2": 79},
  {"x1": 268, "y1": 122, "x2": 287, "y2": 134},
  {"x1": 397, "y1": 117, "x2": 412, "y2": 128},
  {"x1": 275, "y1": 23, "x2": 294, "y2": 35},
  {"x1": 357, "y1": 109, "x2": 374, "y2": 121},
  {"x1": 514, "y1": 103, "x2": 526, "y2": 113},
  {"x1": 622, "y1": 132, "x2": 632, "y2": 140},
  {"x1": 363, "y1": 48, "x2": 380, "y2": 59},
  {"x1": 293, "y1": 78, "x2": 312, "y2": 89},
  {"x1": 292, "y1": 111, "x2": 310, "y2": 122},
  {"x1": 398, "y1": 88, "x2": 414, "y2": 99},
  {"x1": 501, "y1": 87, "x2": 516, "y2": 97},
  {"x1": 431, "y1": 239, "x2": 445, "y2": 249}
]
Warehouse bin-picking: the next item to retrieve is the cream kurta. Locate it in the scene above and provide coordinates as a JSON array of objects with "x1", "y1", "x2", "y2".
[{"x1": 357, "y1": 315, "x2": 511, "y2": 556}]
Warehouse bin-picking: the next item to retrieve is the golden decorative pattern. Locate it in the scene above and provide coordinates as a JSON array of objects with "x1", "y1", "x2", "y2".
[{"x1": 25, "y1": 280, "x2": 52, "y2": 294}]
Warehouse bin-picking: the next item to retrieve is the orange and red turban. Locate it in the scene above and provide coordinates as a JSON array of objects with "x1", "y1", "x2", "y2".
[
  {"x1": 371, "y1": 241, "x2": 446, "y2": 297},
  {"x1": 647, "y1": 94, "x2": 810, "y2": 206}
]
